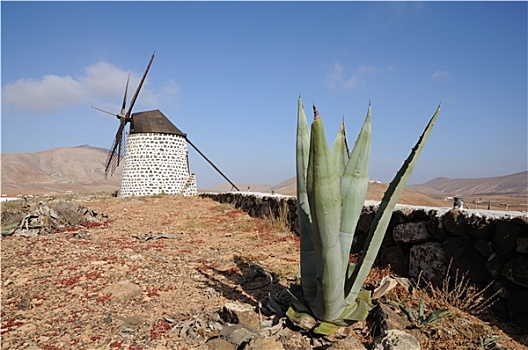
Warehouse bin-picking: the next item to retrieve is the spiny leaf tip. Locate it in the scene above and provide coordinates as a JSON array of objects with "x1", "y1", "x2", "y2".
[{"x1": 313, "y1": 104, "x2": 320, "y2": 120}]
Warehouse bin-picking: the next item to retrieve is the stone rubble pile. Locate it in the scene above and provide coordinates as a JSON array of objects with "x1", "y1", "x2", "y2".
[{"x1": 2, "y1": 202, "x2": 107, "y2": 238}]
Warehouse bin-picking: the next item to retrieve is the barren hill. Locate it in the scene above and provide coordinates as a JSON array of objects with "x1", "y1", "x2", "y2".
[
  {"x1": 206, "y1": 172, "x2": 528, "y2": 210},
  {"x1": 204, "y1": 177, "x2": 449, "y2": 207},
  {"x1": 3, "y1": 146, "x2": 526, "y2": 211},
  {"x1": 410, "y1": 171, "x2": 528, "y2": 197},
  {"x1": 1, "y1": 145, "x2": 122, "y2": 195}
]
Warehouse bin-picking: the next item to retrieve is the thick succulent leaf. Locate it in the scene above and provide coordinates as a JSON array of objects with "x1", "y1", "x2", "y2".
[
  {"x1": 345, "y1": 105, "x2": 441, "y2": 302},
  {"x1": 313, "y1": 322, "x2": 339, "y2": 335},
  {"x1": 330, "y1": 290, "x2": 373, "y2": 326},
  {"x1": 296, "y1": 96, "x2": 317, "y2": 302},
  {"x1": 331, "y1": 118, "x2": 349, "y2": 178},
  {"x1": 339, "y1": 105, "x2": 371, "y2": 282},
  {"x1": 425, "y1": 309, "x2": 453, "y2": 324},
  {"x1": 286, "y1": 307, "x2": 317, "y2": 331},
  {"x1": 287, "y1": 284, "x2": 312, "y2": 314},
  {"x1": 306, "y1": 105, "x2": 344, "y2": 322},
  {"x1": 418, "y1": 299, "x2": 425, "y2": 324},
  {"x1": 396, "y1": 302, "x2": 417, "y2": 323}
]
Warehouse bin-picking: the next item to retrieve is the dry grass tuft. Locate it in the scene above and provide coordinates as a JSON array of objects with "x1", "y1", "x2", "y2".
[
  {"x1": 264, "y1": 201, "x2": 291, "y2": 233},
  {"x1": 416, "y1": 260, "x2": 500, "y2": 316}
]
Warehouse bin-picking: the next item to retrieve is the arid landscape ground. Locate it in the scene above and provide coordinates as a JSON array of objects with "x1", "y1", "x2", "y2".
[
  {"x1": 2, "y1": 146, "x2": 527, "y2": 348},
  {"x1": 2, "y1": 193, "x2": 527, "y2": 349}
]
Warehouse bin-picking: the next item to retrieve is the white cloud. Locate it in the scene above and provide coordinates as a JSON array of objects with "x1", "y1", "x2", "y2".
[
  {"x1": 3, "y1": 75, "x2": 85, "y2": 113},
  {"x1": 80, "y1": 61, "x2": 131, "y2": 98},
  {"x1": 324, "y1": 62, "x2": 379, "y2": 90},
  {"x1": 324, "y1": 62, "x2": 345, "y2": 89},
  {"x1": 432, "y1": 70, "x2": 450, "y2": 80},
  {"x1": 2, "y1": 61, "x2": 180, "y2": 114}
]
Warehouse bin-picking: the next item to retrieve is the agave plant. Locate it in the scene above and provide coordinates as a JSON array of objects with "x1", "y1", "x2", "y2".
[{"x1": 288, "y1": 97, "x2": 440, "y2": 334}]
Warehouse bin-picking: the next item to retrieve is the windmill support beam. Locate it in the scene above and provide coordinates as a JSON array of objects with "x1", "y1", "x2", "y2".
[{"x1": 186, "y1": 138, "x2": 240, "y2": 191}]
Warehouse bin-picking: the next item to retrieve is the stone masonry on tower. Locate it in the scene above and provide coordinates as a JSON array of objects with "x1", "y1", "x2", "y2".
[{"x1": 119, "y1": 109, "x2": 197, "y2": 197}]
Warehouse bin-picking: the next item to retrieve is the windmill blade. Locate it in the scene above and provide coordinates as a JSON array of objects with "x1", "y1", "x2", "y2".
[
  {"x1": 104, "y1": 119, "x2": 127, "y2": 178},
  {"x1": 120, "y1": 74, "x2": 130, "y2": 117},
  {"x1": 125, "y1": 51, "x2": 155, "y2": 119},
  {"x1": 186, "y1": 138, "x2": 240, "y2": 191},
  {"x1": 91, "y1": 105, "x2": 116, "y2": 116}
]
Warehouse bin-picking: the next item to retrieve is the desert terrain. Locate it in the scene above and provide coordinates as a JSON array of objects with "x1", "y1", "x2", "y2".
[{"x1": 2, "y1": 193, "x2": 528, "y2": 350}]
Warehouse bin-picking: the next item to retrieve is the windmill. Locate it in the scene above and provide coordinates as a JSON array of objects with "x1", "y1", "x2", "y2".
[{"x1": 93, "y1": 51, "x2": 239, "y2": 196}]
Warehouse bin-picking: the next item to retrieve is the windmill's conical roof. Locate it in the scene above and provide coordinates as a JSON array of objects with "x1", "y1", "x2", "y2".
[{"x1": 130, "y1": 109, "x2": 186, "y2": 137}]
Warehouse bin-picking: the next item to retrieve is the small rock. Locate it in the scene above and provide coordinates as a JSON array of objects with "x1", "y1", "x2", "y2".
[
  {"x1": 372, "y1": 329, "x2": 420, "y2": 350},
  {"x1": 244, "y1": 336, "x2": 285, "y2": 350},
  {"x1": 516, "y1": 237, "x2": 528, "y2": 253},
  {"x1": 326, "y1": 336, "x2": 366, "y2": 350},
  {"x1": 486, "y1": 253, "x2": 506, "y2": 279},
  {"x1": 474, "y1": 239, "x2": 493, "y2": 258},
  {"x1": 494, "y1": 221, "x2": 522, "y2": 259},
  {"x1": 18, "y1": 297, "x2": 32, "y2": 310},
  {"x1": 502, "y1": 255, "x2": 528, "y2": 288},
  {"x1": 16, "y1": 323, "x2": 37, "y2": 333},
  {"x1": 219, "y1": 324, "x2": 256, "y2": 348},
  {"x1": 206, "y1": 338, "x2": 235, "y2": 350},
  {"x1": 101, "y1": 281, "x2": 141, "y2": 301},
  {"x1": 369, "y1": 302, "x2": 412, "y2": 336},
  {"x1": 221, "y1": 302, "x2": 260, "y2": 331}
]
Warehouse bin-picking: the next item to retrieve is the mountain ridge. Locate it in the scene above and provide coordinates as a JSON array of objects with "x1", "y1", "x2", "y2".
[
  {"x1": 410, "y1": 171, "x2": 527, "y2": 197},
  {"x1": 2, "y1": 146, "x2": 526, "y2": 209}
]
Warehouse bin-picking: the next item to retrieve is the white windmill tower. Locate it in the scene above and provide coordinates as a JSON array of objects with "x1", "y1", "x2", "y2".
[{"x1": 93, "y1": 51, "x2": 239, "y2": 196}]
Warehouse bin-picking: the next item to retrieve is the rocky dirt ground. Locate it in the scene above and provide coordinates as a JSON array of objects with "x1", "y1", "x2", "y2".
[{"x1": 1, "y1": 194, "x2": 527, "y2": 349}]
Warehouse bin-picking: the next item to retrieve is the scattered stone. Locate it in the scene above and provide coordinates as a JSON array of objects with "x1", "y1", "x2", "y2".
[
  {"x1": 101, "y1": 281, "x2": 141, "y2": 301},
  {"x1": 326, "y1": 336, "x2": 367, "y2": 350},
  {"x1": 73, "y1": 229, "x2": 91, "y2": 239},
  {"x1": 516, "y1": 237, "x2": 528, "y2": 253},
  {"x1": 244, "y1": 336, "x2": 285, "y2": 350},
  {"x1": 486, "y1": 253, "x2": 506, "y2": 280},
  {"x1": 372, "y1": 329, "x2": 420, "y2": 350},
  {"x1": 206, "y1": 337, "x2": 236, "y2": 350},
  {"x1": 16, "y1": 323, "x2": 37, "y2": 333},
  {"x1": 474, "y1": 239, "x2": 493, "y2": 258},
  {"x1": 369, "y1": 302, "x2": 411, "y2": 335},
  {"x1": 501, "y1": 255, "x2": 528, "y2": 288},
  {"x1": 393, "y1": 221, "x2": 430, "y2": 243},
  {"x1": 409, "y1": 241, "x2": 447, "y2": 286},
  {"x1": 2, "y1": 202, "x2": 107, "y2": 237},
  {"x1": 219, "y1": 324, "x2": 256, "y2": 348},
  {"x1": 494, "y1": 221, "x2": 523, "y2": 259},
  {"x1": 368, "y1": 301, "x2": 423, "y2": 344},
  {"x1": 221, "y1": 302, "x2": 260, "y2": 331},
  {"x1": 133, "y1": 232, "x2": 177, "y2": 241},
  {"x1": 112, "y1": 315, "x2": 145, "y2": 329}
]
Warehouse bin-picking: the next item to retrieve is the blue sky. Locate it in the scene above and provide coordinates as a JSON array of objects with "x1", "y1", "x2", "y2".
[{"x1": 2, "y1": 1, "x2": 527, "y2": 188}]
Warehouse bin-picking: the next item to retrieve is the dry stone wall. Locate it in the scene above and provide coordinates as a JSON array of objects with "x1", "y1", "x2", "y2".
[
  {"x1": 200, "y1": 191, "x2": 528, "y2": 328},
  {"x1": 120, "y1": 133, "x2": 197, "y2": 197}
]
